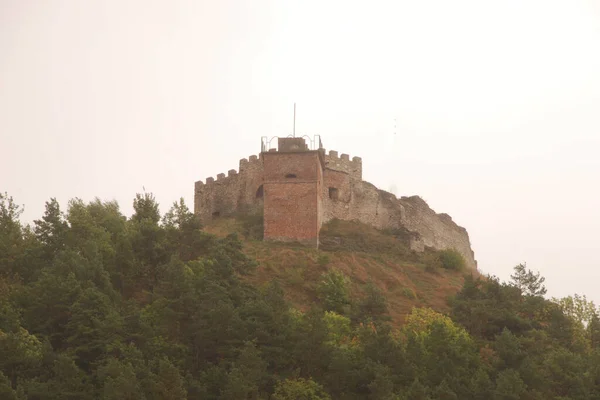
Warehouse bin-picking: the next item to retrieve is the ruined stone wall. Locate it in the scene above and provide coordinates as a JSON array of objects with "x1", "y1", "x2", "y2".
[
  {"x1": 322, "y1": 171, "x2": 403, "y2": 231},
  {"x1": 194, "y1": 154, "x2": 264, "y2": 224},
  {"x1": 321, "y1": 163, "x2": 477, "y2": 270},
  {"x1": 397, "y1": 196, "x2": 477, "y2": 270}
]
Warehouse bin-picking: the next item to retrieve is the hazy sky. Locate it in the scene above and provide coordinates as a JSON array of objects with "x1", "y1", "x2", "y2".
[{"x1": 2, "y1": 0, "x2": 599, "y2": 302}]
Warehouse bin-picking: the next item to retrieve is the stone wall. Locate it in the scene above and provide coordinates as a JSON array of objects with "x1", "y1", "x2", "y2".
[
  {"x1": 320, "y1": 168, "x2": 477, "y2": 270},
  {"x1": 194, "y1": 153, "x2": 264, "y2": 224},
  {"x1": 322, "y1": 170, "x2": 403, "y2": 231},
  {"x1": 398, "y1": 196, "x2": 477, "y2": 270}
]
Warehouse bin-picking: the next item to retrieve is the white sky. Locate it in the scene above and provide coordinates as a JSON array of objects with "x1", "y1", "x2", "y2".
[{"x1": 2, "y1": 0, "x2": 600, "y2": 302}]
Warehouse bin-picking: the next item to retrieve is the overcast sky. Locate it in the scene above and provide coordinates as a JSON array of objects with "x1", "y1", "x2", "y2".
[{"x1": 2, "y1": 0, "x2": 599, "y2": 302}]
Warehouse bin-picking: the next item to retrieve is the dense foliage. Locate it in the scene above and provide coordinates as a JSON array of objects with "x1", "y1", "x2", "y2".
[{"x1": 1, "y1": 192, "x2": 599, "y2": 399}]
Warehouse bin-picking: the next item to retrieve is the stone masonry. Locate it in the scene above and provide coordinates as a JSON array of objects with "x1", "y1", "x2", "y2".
[{"x1": 194, "y1": 137, "x2": 477, "y2": 270}]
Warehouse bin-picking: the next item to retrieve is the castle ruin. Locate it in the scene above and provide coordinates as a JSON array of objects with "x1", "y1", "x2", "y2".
[{"x1": 194, "y1": 136, "x2": 477, "y2": 270}]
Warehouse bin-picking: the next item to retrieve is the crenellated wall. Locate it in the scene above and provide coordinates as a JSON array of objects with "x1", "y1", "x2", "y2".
[
  {"x1": 323, "y1": 150, "x2": 362, "y2": 180},
  {"x1": 194, "y1": 141, "x2": 478, "y2": 270},
  {"x1": 194, "y1": 154, "x2": 264, "y2": 223}
]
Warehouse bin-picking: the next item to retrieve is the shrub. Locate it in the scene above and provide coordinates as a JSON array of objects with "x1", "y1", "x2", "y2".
[
  {"x1": 402, "y1": 287, "x2": 417, "y2": 300},
  {"x1": 438, "y1": 249, "x2": 465, "y2": 271},
  {"x1": 425, "y1": 263, "x2": 439, "y2": 274},
  {"x1": 239, "y1": 213, "x2": 263, "y2": 240},
  {"x1": 317, "y1": 270, "x2": 350, "y2": 315},
  {"x1": 317, "y1": 253, "x2": 330, "y2": 267}
]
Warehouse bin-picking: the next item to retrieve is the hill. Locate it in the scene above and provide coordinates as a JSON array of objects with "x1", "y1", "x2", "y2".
[{"x1": 204, "y1": 216, "x2": 474, "y2": 326}]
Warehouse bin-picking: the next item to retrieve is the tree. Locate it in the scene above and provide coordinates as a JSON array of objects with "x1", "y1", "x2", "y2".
[
  {"x1": 220, "y1": 341, "x2": 267, "y2": 399},
  {"x1": 25, "y1": 355, "x2": 94, "y2": 400},
  {"x1": 163, "y1": 198, "x2": 197, "y2": 231},
  {"x1": 355, "y1": 282, "x2": 390, "y2": 324},
  {"x1": 469, "y1": 369, "x2": 493, "y2": 400},
  {"x1": 0, "y1": 193, "x2": 25, "y2": 276},
  {"x1": 400, "y1": 378, "x2": 430, "y2": 400},
  {"x1": 493, "y1": 328, "x2": 524, "y2": 370},
  {"x1": 163, "y1": 198, "x2": 209, "y2": 262},
  {"x1": 589, "y1": 312, "x2": 600, "y2": 349},
  {"x1": 402, "y1": 308, "x2": 479, "y2": 397},
  {"x1": 322, "y1": 311, "x2": 352, "y2": 347},
  {"x1": 128, "y1": 193, "x2": 168, "y2": 291},
  {"x1": 553, "y1": 294, "x2": 598, "y2": 327},
  {"x1": 65, "y1": 288, "x2": 124, "y2": 370},
  {"x1": 149, "y1": 359, "x2": 187, "y2": 400},
  {"x1": 34, "y1": 198, "x2": 68, "y2": 257},
  {"x1": 272, "y1": 378, "x2": 331, "y2": 400},
  {"x1": 132, "y1": 192, "x2": 160, "y2": 224},
  {"x1": 493, "y1": 369, "x2": 526, "y2": 400},
  {"x1": 317, "y1": 270, "x2": 350, "y2": 315},
  {"x1": 0, "y1": 371, "x2": 18, "y2": 400},
  {"x1": 97, "y1": 358, "x2": 144, "y2": 400},
  {"x1": 510, "y1": 264, "x2": 546, "y2": 296}
]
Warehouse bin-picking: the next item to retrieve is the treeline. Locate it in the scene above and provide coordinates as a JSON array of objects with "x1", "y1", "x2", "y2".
[{"x1": 1, "y1": 192, "x2": 599, "y2": 399}]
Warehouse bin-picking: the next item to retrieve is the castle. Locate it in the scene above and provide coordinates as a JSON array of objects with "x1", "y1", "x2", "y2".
[{"x1": 194, "y1": 136, "x2": 477, "y2": 270}]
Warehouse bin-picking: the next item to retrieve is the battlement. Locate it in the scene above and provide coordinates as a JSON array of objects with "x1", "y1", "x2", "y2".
[
  {"x1": 239, "y1": 154, "x2": 262, "y2": 172},
  {"x1": 323, "y1": 150, "x2": 362, "y2": 180},
  {"x1": 196, "y1": 170, "x2": 240, "y2": 186}
]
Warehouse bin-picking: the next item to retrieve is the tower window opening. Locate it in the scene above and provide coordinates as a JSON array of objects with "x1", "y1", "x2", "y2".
[
  {"x1": 212, "y1": 211, "x2": 220, "y2": 218},
  {"x1": 285, "y1": 173, "x2": 297, "y2": 179},
  {"x1": 329, "y1": 187, "x2": 339, "y2": 200},
  {"x1": 256, "y1": 185, "x2": 264, "y2": 198}
]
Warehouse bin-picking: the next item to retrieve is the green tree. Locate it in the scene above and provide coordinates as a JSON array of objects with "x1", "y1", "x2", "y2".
[
  {"x1": 0, "y1": 193, "x2": 25, "y2": 276},
  {"x1": 220, "y1": 342, "x2": 267, "y2": 400},
  {"x1": 400, "y1": 379, "x2": 431, "y2": 400},
  {"x1": 98, "y1": 358, "x2": 144, "y2": 400},
  {"x1": 355, "y1": 282, "x2": 390, "y2": 324},
  {"x1": 493, "y1": 369, "x2": 526, "y2": 400},
  {"x1": 272, "y1": 378, "x2": 331, "y2": 400},
  {"x1": 589, "y1": 312, "x2": 600, "y2": 349},
  {"x1": 65, "y1": 288, "x2": 123, "y2": 370},
  {"x1": 25, "y1": 354, "x2": 94, "y2": 400},
  {"x1": 553, "y1": 294, "x2": 598, "y2": 326},
  {"x1": 0, "y1": 371, "x2": 18, "y2": 400},
  {"x1": 510, "y1": 263, "x2": 546, "y2": 296},
  {"x1": 317, "y1": 270, "x2": 351, "y2": 315},
  {"x1": 34, "y1": 198, "x2": 68, "y2": 258},
  {"x1": 469, "y1": 369, "x2": 493, "y2": 400},
  {"x1": 148, "y1": 359, "x2": 187, "y2": 400},
  {"x1": 493, "y1": 328, "x2": 524, "y2": 370}
]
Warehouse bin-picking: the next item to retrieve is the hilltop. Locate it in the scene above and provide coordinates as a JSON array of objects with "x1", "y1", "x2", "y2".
[{"x1": 195, "y1": 136, "x2": 478, "y2": 271}]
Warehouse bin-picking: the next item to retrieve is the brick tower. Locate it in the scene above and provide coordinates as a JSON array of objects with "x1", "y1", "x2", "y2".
[{"x1": 262, "y1": 137, "x2": 324, "y2": 246}]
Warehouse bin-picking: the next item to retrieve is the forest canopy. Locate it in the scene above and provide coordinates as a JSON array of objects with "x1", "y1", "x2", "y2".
[{"x1": 1, "y1": 192, "x2": 599, "y2": 399}]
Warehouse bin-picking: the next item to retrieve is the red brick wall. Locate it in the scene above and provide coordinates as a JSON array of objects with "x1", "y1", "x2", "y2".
[
  {"x1": 263, "y1": 152, "x2": 320, "y2": 181},
  {"x1": 263, "y1": 151, "x2": 323, "y2": 245}
]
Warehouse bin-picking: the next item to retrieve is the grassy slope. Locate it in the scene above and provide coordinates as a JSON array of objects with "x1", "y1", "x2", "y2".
[{"x1": 205, "y1": 217, "x2": 477, "y2": 327}]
